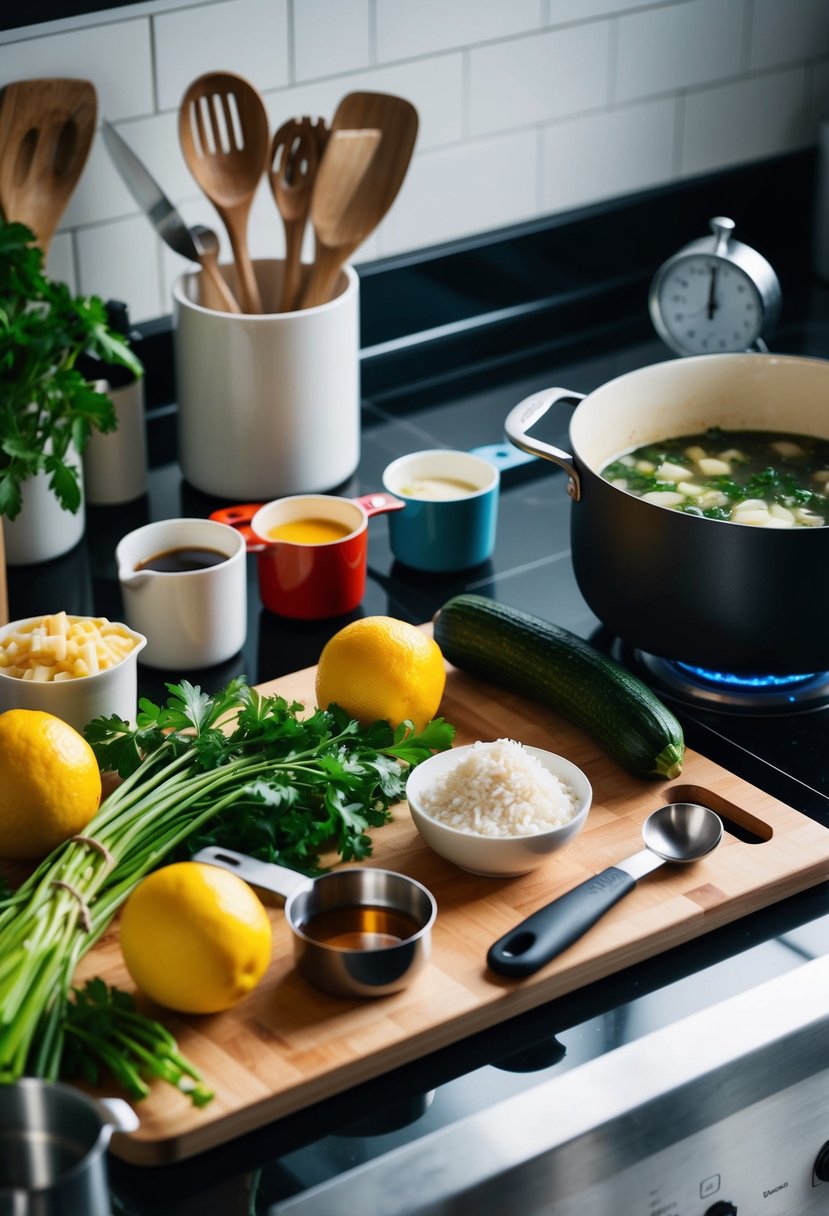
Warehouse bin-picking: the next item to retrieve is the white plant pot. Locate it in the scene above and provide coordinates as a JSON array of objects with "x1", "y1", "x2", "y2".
[{"x1": 4, "y1": 447, "x2": 86, "y2": 566}]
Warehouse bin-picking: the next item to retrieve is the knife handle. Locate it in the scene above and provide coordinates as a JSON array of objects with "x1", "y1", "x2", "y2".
[
  {"x1": 198, "y1": 249, "x2": 242, "y2": 313},
  {"x1": 487, "y1": 866, "x2": 637, "y2": 978}
]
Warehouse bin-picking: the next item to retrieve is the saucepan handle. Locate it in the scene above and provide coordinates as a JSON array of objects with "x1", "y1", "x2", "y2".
[
  {"x1": 192, "y1": 845, "x2": 311, "y2": 898},
  {"x1": 469, "y1": 443, "x2": 538, "y2": 473},
  {"x1": 487, "y1": 866, "x2": 637, "y2": 978},
  {"x1": 503, "y1": 388, "x2": 585, "y2": 501},
  {"x1": 353, "y1": 491, "x2": 406, "y2": 518},
  {"x1": 209, "y1": 504, "x2": 266, "y2": 551}
]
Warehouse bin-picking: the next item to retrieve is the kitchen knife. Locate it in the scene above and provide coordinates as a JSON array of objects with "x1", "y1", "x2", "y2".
[{"x1": 101, "y1": 119, "x2": 240, "y2": 313}]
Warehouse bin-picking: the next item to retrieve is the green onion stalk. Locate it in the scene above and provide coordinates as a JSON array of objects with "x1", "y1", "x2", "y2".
[{"x1": 0, "y1": 677, "x2": 454, "y2": 1100}]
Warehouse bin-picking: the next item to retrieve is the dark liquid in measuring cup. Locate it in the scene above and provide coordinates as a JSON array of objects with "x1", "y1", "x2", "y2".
[
  {"x1": 135, "y1": 546, "x2": 228, "y2": 573},
  {"x1": 300, "y1": 905, "x2": 421, "y2": 951}
]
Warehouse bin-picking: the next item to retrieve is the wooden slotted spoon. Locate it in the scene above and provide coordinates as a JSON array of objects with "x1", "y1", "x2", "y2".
[
  {"x1": 178, "y1": 72, "x2": 269, "y2": 314},
  {"x1": 300, "y1": 91, "x2": 418, "y2": 309},
  {"x1": 0, "y1": 78, "x2": 97, "y2": 254},
  {"x1": 268, "y1": 117, "x2": 319, "y2": 312},
  {"x1": 299, "y1": 128, "x2": 383, "y2": 310}
]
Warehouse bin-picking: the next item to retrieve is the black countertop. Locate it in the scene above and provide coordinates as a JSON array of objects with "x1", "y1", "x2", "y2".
[{"x1": 7, "y1": 151, "x2": 829, "y2": 1214}]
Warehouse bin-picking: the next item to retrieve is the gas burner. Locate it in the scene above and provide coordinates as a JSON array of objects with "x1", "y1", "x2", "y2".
[{"x1": 634, "y1": 651, "x2": 829, "y2": 714}]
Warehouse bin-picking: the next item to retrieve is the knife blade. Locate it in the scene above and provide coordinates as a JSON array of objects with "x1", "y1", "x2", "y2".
[
  {"x1": 102, "y1": 119, "x2": 199, "y2": 261},
  {"x1": 102, "y1": 119, "x2": 240, "y2": 312}
]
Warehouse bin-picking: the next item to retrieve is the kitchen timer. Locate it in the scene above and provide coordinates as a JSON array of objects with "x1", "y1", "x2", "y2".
[{"x1": 648, "y1": 216, "x2": 781, "y2": 355}]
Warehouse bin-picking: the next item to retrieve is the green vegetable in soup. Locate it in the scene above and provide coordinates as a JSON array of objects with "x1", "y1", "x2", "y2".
[{"x1": 602, "y1": 427, "x2": 829, "y2": 528}]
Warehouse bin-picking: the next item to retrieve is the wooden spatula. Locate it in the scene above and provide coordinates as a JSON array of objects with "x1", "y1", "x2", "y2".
[
  {"x1": 299, "y1": 91, "x2": 418, "y2": 309},
  {"x1": 179, "y1": 72, "x2": 270, "y2": 314},
  {"x1": 300, "y1": 128, "x2": 382, "y2": 310},
  {"x1": 0, "y1": 78, "x2": 97, "y2": 254},
  {"x1": 269, "y1": 117, "x2": 319, "y2": 312}
]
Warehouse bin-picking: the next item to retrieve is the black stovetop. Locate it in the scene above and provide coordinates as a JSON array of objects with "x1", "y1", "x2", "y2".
[{"x1": 7, "y1": 162, "x2": 829, "y2": 1214}]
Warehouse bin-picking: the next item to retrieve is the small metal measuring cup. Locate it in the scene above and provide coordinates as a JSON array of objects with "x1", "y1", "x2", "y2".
[
  {"x1": 193, "y1": 847, "x2": 437, "y2": 998},
  {"x1": 0, "y1": 1078, "x2": 138, "y2": 1215}
]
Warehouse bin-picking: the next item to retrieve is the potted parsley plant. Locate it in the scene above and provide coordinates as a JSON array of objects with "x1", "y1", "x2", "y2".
[{"x1": 0, "y1": 220, "x2": 143, "y2": 564}]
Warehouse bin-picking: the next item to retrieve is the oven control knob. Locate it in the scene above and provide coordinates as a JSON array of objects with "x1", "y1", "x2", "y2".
[
  {"x1": 704, "y1": 1204, "x2": 737, "y2": 1216},
  {"x1": 814, "y1": 1139, "x2": 829, "y2": 1181}
]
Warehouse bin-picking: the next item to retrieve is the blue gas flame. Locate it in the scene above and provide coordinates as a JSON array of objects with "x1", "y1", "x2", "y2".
[{"x1": 675, "y1": 663, "x2": 819, "y2": 692}]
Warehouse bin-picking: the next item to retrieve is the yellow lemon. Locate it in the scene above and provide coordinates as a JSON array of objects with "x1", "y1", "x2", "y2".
[
  {"x1": 0, "y1": 708, "x2": 102, "y2": 860},
  {"x1": 119, "y1": 862, "x2": 272, "y2": 1014},
  {"x1": 315, "y1": 616, "x2": 446, "y2": 731}
]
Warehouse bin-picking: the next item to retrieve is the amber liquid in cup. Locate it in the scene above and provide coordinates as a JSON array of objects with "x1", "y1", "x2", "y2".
[
  {"x1": 267, "y1": 518, "x2": 353, "y2": 544},
  {"x1": 298, "y1": 905, "x2": 422, "y2": 951}
]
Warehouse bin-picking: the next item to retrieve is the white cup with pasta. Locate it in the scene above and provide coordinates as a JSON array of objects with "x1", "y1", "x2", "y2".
[{"x1": 0, "y1": 611, "x2": 147, "y2": 733}]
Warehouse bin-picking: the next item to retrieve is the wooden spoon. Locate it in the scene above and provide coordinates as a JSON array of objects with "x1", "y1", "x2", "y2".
[
  {"x1": 299, "y1": 128, "x2": 383, "y2": 310},
  {"x1": 300, "y1": 91, "x2": 418, "y2": 309},
  {"x1": 178, "y1": 71, "x2": 269, "y2": 314},
  {"x1": 191, "y1": 224, "x2": 241, "y2": 313},
  {"x1": 268, "y1": 118, "x2": 319, "y2": 312},
  {"x1": 0, "y1": 78, "x2": 97, "y2": 254}
]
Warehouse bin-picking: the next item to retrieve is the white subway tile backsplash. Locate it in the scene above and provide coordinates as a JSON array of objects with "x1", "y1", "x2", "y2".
[
  {"x1": 541, "y1": 97, "x2": 676, "y2": 214},
  {"x1": 261, "y1": 54, "x2": 464, "y2": 153},
  {"x1": 0, "y1": 0, "x2": 821, "y2": 324},
  {"x1": 547, "y1": 0, "x2": 653, "y2": 24},
  {"x1": 682, "y1": 67, "x2": 810, "y2": 178},
  {"x1": 616, "y1": 0, "x2": 743, "y2": 104},
  {"x1": 0, "y1": 20, "x2": 154, "y2": 119},
  {"x1": 153, "y1": 0, "x2": 289, "y2": 111},
  {"x1": 751, "y1": 0, "x2": 829, "y2": 72},
  {"x1": 376, "y1": 132, "x2": 539, "y2": 255},
  {"x1": 468, "y1": 23, "x2": 611, "y2": 137},
  {"x1": 294, "y1": 0, "x2": 371, "y2": 82},
  {"x1": 76, "y1": 215, "x2": 164, "y2": 322},
  {"x1": 45, "y1": 234, "x2": 78, "y2": 296},
  {"x1": 376, "y1": 0, "x2": 543, "y2": 62}
]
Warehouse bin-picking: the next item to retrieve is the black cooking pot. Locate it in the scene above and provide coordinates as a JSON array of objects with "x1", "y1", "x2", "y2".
[{"x1": 504, "y1": 353, "x2": 829, "y2": 674}]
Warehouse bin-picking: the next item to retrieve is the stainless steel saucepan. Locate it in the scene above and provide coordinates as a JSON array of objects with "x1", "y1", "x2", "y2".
[{"x1": 193, "y1": 846, "x2": 436, "y2": 998}]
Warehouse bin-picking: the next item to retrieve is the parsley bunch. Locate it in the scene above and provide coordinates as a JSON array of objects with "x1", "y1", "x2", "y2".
[
  {"x1": 0, "y1": 220, "x2": 143, "y2": 520},
  {"x1": 0, "y1": 677, "x2": 454, "y2": 1098}
]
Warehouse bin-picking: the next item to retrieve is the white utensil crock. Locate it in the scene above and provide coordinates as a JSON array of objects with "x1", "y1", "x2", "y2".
[{"x1": 172, "y1": 259, "x2": 360, "y2": 500}]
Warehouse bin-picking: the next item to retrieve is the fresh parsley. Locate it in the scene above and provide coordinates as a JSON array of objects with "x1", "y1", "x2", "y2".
[{"x1": 0, "y1": 220, "x2": 143, "y2": 519}]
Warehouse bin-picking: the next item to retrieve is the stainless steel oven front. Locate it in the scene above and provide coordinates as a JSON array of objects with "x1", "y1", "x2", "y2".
[{"x1": 270, "y1": 954, "x2": 829, "y2": 1215}]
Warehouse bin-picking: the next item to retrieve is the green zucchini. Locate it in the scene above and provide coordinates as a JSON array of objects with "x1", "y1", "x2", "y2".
[{"x1": 433, "y1": 594, "x2": 685, "y2": 780}]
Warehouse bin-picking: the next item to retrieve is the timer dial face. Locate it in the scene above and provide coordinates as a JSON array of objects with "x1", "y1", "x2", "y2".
[{"x1": 651, "y1": 255, "x2": 764, "y2": 355}]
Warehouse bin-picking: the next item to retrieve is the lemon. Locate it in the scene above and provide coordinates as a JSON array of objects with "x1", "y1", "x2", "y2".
[
  {"x1": 315, "y1": 616, "x2": 446, "y2": 731},
  {"x1": 119, "y1": 862, "x2": 272, "y2": 1014},
  {"x1": 0, "y1": 708, "x2": 102, "y2": 860}
]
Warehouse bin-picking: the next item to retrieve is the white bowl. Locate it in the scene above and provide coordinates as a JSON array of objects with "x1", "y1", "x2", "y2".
[
  {"x1": 405, "y1": 743, "x2": 592, "y2": 877},
  {"x1": 0, "y1": 615, "x2": 147, "y2": 734}
]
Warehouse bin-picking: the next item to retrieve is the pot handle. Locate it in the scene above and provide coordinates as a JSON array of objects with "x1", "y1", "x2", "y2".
[
  {"x1": 353, "y1": 492, "x2": 406, "y2": 518},
  {"x1": 504, "y1": 388, "x2": 584, "y2": 501},
  {"x1": 96, "y1": 1096, "x2": 140, "y2": 1138},
  {"x1": 210, "y1": 504, "x2": 267, "y2": 552}
]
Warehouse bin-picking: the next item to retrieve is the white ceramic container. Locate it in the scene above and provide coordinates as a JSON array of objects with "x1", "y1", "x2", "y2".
[
  {"x1": 0, "y1": 615, "x2": 146, "y2": 732},
  {"x1": 172, "y1": 259, "x2": 360, "y2": 500},
  {"x1": 4, "y1": 446, "x2": 85, "y2": 566},
  {"x1": 82, "y1": 377, "x2": 148, "y2": 505},
  {"x1": 116, "y1": 517, "x2": 247, "y2": 670}
]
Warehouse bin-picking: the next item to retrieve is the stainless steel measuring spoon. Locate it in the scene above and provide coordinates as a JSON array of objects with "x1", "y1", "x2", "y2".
[
  {"x1": 487, "y1": 802, "x2": 723, "y2": 978},
  {"x1": 193, "y1": 846, "x2": 436, "y2": 998}
]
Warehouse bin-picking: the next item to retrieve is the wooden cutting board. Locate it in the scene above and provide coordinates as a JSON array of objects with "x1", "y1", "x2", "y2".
[{"x1": 50, "y1": 662, "x2": 829, "y2": 1161}]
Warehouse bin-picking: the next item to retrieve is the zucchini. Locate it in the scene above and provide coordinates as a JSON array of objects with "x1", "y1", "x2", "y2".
[{"x1": 433, "y1": 594, "x2": 685, "y2": 780}]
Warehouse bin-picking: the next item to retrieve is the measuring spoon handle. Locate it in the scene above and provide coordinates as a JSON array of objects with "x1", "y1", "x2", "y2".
[{"x1": 487, "y1": 867, "x2": 637, "y2": 978}]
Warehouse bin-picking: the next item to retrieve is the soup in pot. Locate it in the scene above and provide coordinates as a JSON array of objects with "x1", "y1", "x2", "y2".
[{"x1": 601, "y1": 427, "x2": 829, "y2": 528}]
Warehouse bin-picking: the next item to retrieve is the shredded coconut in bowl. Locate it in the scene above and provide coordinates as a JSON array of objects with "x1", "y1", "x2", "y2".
[{"x1": 419, "y1": 739, "x2": 578, "y2": 838}]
